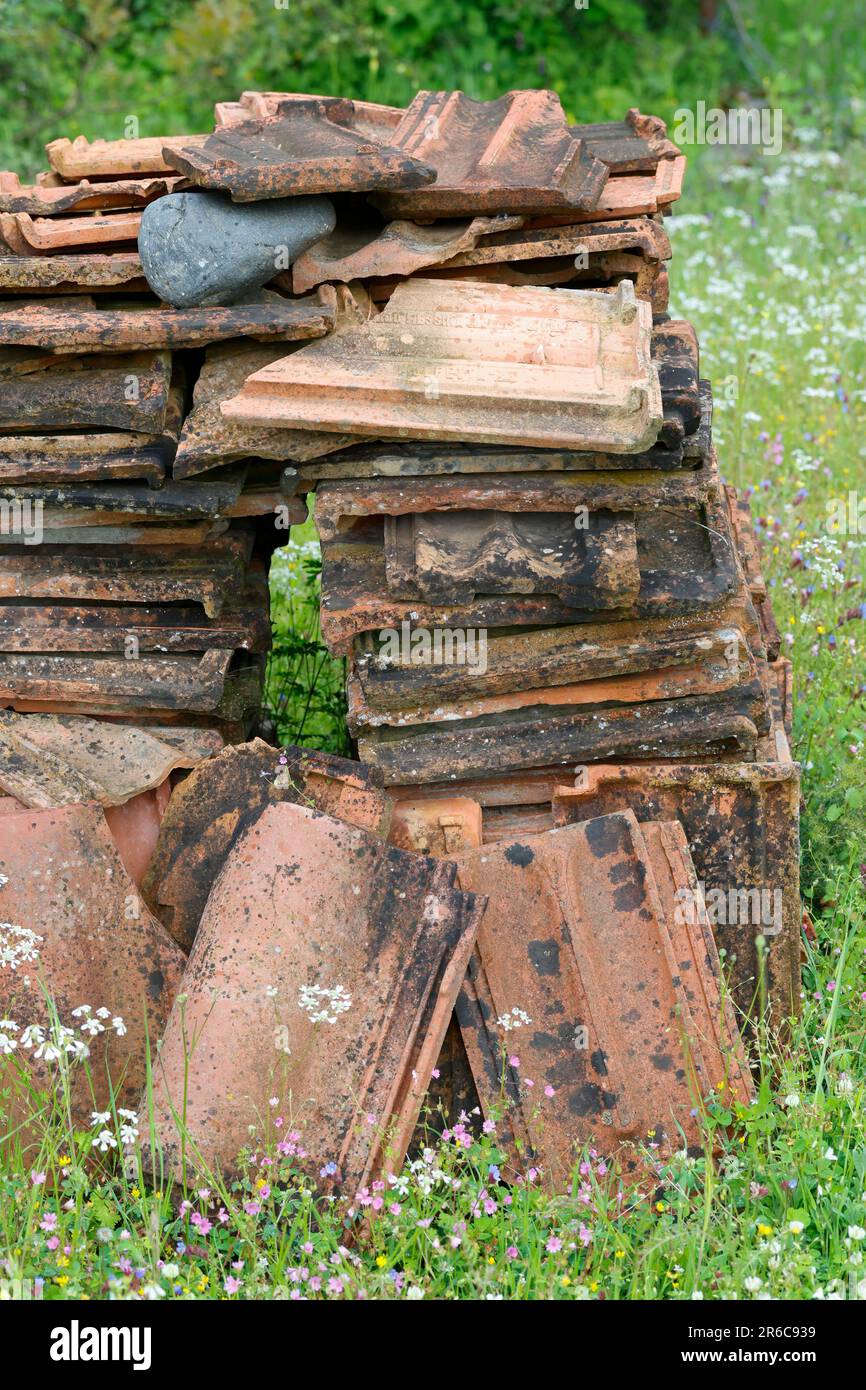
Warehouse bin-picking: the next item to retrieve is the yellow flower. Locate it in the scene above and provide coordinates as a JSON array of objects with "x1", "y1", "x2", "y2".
[
  {"x1": 590, "y1": 1281, "x2": 599, "y2": 1292},
  {"x1": 130, "y1": 1187, "x2": 140, "y2": 1199},
  {"x1": 655, "y1": 1201, "x2": 666, "y2": 1213},
  {"x1": 376, "y1": 1255, "x2": 387, "y2": 1268},
  {"x1": 561, "y1": 1275, "x2": 571, "y2": 1287},
  {"x1": 757, "y1": 1223, "x2": 772, "y2": 1237},
  {"x1": 55, "y1": 1275, "x2": 69, "y2": 1287},
  {"x1": 57, "y1": 1155, "x2": 71, "y2": 1167},
  {"x1": 488, "y1": 1256, "x2": 495, "y2": 1265},
  {"x1": 614, "y1": 1250, "x2": 625, "y2": 1259},
  {"x1": 57, "y1": 1255, "x2": 70, "y2": 1268}
]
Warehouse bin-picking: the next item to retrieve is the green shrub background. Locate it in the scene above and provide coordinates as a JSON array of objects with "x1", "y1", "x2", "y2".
[{"x1": 1, "y1": 0, "x2": 864, "y2": 175}]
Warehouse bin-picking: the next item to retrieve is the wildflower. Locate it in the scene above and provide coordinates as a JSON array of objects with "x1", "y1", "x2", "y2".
[
  {"x1": 92, "y1": 1129, "x2": 117, "y2": 1153},
  {"x1": 784, "y1": 1093, "x2": 800, "y2": 1108},
  {"x1": 297, "y1": 983, "x2": 352, "y2": 1025},
  {"x1": 406, "y1": 1286, "x2": 424, "y2": 1300},
  {"x1": 544, "y1": 1084, "x2": 556, "y2": 1098},
  {"x1": 789, "y1": 1220, "x2": 805, "y2": 1235},
  {"x1": 506, "y1": 1246, "x2": 518, "y2": 1260},
  {"x1": 849, "y1": 1226, "x2": 866, "y2": 1241},
  {"x1": 744, "y1": 1276, "x2": 763, "y2": 1293},
  {"x1": 757, "y1": 1224, "x2": 773, "y2": 1238},
  {"x1": 496, "y1": 1007, "x2": 532, "y2": 1032},
  {"x1": 546, "y1": 1235, "x2": 563, "y2": 1253},
  {"x1": 509, "y1": 1054, "x2": 520, "y2": 1068},
  {"x1": 30, "y1": 1170, "x2": 46, "y2": 1186},
  {"x1": 224, "y1": 1276, "x2": 242, "y2": 1295},
  {"x1": 0, "y1": 922, "x2": 42, "y2": 970}
]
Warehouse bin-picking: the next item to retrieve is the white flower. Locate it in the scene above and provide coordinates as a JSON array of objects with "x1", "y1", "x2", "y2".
[
  {"x1": 825, "y1": 1147, "x2": 838, "y2": 1162},
  {"x1": 79, "y1": 1016, "x2": 104, "y2": 1037},
  {"x1": 119, "y1": 1124, "x2": 138, "y2": 1146},
  {"x1": 112, "y1": 1017, "x2": 127, "y2": 1037},
  {"x1": 93, "y1": 1129, "x2": 117, "y2": 1153},
  {"x1": 406, "y1": 1286, "x2": 425, "y2": 1300},
  {"x1": 783, "y1": 1093, "x2": 800, "y2": 1108},
  {"x1": 0, "y1": 1032, "x2": 17, "y2": 1054},
  {"x1": 71, "y1": 1005, "x2": 92, "y2": 1018},
  {"x1": 496, "y1": 1007, "x2": 533, "y2": 1032},
  {"x1": 691, "y1": 1291, "x2": 704, "y2": 1299},
  {"x1": 91, "y1": 1110, "x2": 111, "y2": 1127},
  {"x1": 297, "y1": 984, "x2": 352, "y2": 1025},
  {"x1": 848, "y1": 1225, "x2": 866, "y2": 1241},
  {"x1": 95, "y1": 1007, "x2": 111, "y2": 1020},
  {"x1": 161, "y1": 1263, "x2": 179, "y2": 1280},
  {"x1": 0, "y1": 922, "x2": 42, "y2": 971},
  {"x1": 744, "y1": 1276, "x2": 763, "y2": 1292},
  {"x1": 789, "y1": 1220, "x2": 805, "y2": 1234},
  {"x1": 836, "y1": 1073, "x2": 855, "y2": 1097},
  {"x1": 20, "y1": 1024, "x2": 44, "y2": 1048}
]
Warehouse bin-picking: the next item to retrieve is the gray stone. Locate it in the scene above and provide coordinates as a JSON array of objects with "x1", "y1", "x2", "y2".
[{"x1": 139, "y1": 190, "x2": 336, "y2": 308}]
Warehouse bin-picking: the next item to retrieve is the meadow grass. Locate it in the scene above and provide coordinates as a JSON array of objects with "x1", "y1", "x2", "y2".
[{"x1": 2, "y1": 131, "x2": 866, "y2": 1301}]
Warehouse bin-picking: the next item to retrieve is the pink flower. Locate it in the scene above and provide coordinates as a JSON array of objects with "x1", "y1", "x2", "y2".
[
  {"x1": 544, "y1": 1084, "x2": 556, "y2": 1098},
  {"x1": 482, "y1": 1118, "x2": 496, "y2": 1134},
  {"x1": 224, "y1": 1276, "x2": 242, "y2": 1294},
  {"x1": 509, "y1": 1055, "x2": 520, "y2": 1068},
  {"x1": 243, "y1": 1201, "x2": 261, "y2": 1216},
  {"x1": 546, "y1": 1235, "x2": 562, "y2": 1253},
  {"x1": 579, "y1": 1225, "x2": 593, "y2": 1247},
  {"x1": 30, "y1": 1170, "x2": 46, "y2": 1186},
  {"x1": 328, "y1": 1278, "x2": 344, "y2": 1295},
  {"x1": 40, "y1": 1212, "x2": 57, "y2": 1232},
  {"x1": 506, "y1": 1246, "x2": 519, "y2": 1260},
  {"x1": 46, "y1": 1236, "x2": 60, "y2": 1251},
  {"x1": 431, "y1": 1068, "x2": 440, "y2": 1079},
  {"x1": 389, "y1": 1203, "x2": 401, "y2": 1216}
]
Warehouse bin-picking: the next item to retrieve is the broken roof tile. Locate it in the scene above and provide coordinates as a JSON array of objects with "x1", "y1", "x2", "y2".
[
  {"x1": 551, "y1": 751, "x2": 801, "y2": 1035},
  {"x1": 354, "y1": 588, "x2": 762, "y2": 709},
  {"x1": 453, "y1": 811, "x2": 752, "y2": 1183},
  {"x1": 0, "y1": 711, "x2": 221, "y2": 808},
  {"x1": 354, "y1": 682, "x2": 766, "y2": 785},
  {"x1": 0, "y1": 253, "x2": 145, "y2": 293},
  {"x1": 0, "y1": 802, "x2": 185, "y2": 1128},
  {"x1": 313, "y1": 456, "x2": 716, "y2": 541},
  {"x1": 45, "y1": 134, "x2": 205, "y2": 180},
  {"x1": 0, "y1": 209, "x2": 141, "y2": 253},
  {"x1": 214, "y1": 92, "x2": 404, "y2": 140},
  {"x1": 165, "y1": 99, "x2": 437, "y2": 201},
  {"x1": 382, "y1": 509, "x2": 640, "y2": 607},
  {"x1": 0, "y1": 171, "x2": 180, "y2": 216},
  {"x1": 0, "y1": 287, "x2": 337, "y2": 353},
  {"x1": 574, "y1": 109, "x2": 681, "y2": 173},
  {"x1": 221, "y1": 278, "x2": 663, "y2": 454},
  {"x1": 0, "y1": 649, "x2": 234, "y2": 716},
  {"x1": 173, "y1": 340, "x2": 359, "y2": 477},
  {"x1": 142, "y1": 738, "x2": 393, "y2": 951},
  {"x1": 148, "y1": 801, "x2": 485, "y2": 1184},
  {"x1": 0, "y1": 349, "x2": 173, "y2": 435},
  {"x1": 389, "y1": 795, "x2": 483, "y2": 857},
  {"x1": 371, "y1": 90, "x2": 609, "y2": 218},
  {"x1": 291, "y1": 214, "x2": 524, "y2": 294}
]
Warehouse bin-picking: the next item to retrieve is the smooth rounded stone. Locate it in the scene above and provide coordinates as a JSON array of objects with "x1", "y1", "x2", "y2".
[{"x1": 139, "y1": 190, "x2": 336, "y2": 307}]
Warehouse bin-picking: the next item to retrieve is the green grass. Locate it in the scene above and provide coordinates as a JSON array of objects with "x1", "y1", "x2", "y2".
[{"x1": 4, "y1": 131, "x2": 866, "y2": 1302}]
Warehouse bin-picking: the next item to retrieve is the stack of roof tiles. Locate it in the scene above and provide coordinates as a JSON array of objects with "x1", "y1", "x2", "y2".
[
  {"x1": 183, "y1": 90, "x2": 797, "y2": 1034},
  {"x1": 0, "y1": 137, "x2": 318, "y2": 735},
  {"x1": 0, "y1": 91, "x2": 799, "y2": 1187}
]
